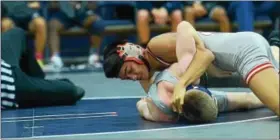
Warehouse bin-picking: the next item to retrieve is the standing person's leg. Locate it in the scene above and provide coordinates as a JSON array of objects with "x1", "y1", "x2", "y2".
[
  {"x1": 137, "y1": 9, "x2": 151, "y2": 47},
  {"x1": 228, "y1": 1, "x2": 255, "y2": 31},
  {"x1": 47, "y1": 11, "x2": 70, "y2": 69},
  {"x1": 81, "y1": 11, "x2": 105, "y2": 68},
  {"x1": 165, "y1": 2, "x2": 183, "y2": 32},
  {"x1": 210, "y1": 6, "x2": 231, "y2": 32},
  {"x1": 28, "y1": 14, "x2": 47, "y2": 68},
  {"x1": 170, "y1": 9, "x2": 183, "y2": 32}
]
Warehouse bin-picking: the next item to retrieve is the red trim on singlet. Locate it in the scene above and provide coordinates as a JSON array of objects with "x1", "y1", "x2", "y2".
[
  {"x1": 146, "y1": 47, "x2": 171, "y2": 67},
  {"x1": 245, "y1": 62, "x2": 274, "y2": 84}
]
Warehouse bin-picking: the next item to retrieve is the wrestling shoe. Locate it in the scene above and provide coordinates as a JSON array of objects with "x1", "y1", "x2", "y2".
[{"x1": 268, "y1": 30, "x2": 280, "y2": 47}]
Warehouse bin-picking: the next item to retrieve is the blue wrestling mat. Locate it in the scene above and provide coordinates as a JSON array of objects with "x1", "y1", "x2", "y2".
[{"x1": 1, "y1": 98, "x2": 275, "y2": 139}]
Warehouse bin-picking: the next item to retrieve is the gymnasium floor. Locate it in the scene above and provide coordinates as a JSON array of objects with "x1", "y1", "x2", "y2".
[{"x1": 2, "y1": 71, "x2": 279, "y2": 139}]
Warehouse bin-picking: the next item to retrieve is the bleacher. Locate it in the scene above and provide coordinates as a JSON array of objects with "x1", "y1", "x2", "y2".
[{"x1": 27, "y1": 2, "x2": 274, "y2": 65}]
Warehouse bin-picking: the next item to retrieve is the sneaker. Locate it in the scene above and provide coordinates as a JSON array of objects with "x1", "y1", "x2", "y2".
[
  {"x1": 50, "y1": 55, "x2": 64, "y2": 69},
  {"x1": 43, "y1": 55, "x2": 64, "y2": 72},
  {"x1": 268, "y1": 31, "x2": 280, "y2": 47},
  {"x1": 88, "y1": 53, "x2": 102, "y2": 68}
]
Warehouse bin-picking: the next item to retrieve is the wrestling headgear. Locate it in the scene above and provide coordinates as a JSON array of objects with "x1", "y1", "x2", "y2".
[{"x1": 103, "y1": 40, "x2": 150, "y2": 78}]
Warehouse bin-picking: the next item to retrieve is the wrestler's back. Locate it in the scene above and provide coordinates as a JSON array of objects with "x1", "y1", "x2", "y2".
[{"x1": 197, "y1": 32, "x2": 277, "y2": 72}]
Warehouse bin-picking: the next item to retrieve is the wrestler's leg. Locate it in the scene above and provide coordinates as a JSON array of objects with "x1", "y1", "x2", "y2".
[
  {"x1": 136, "y1": 97, "x2": 176, "y2": 122},
  {"x1": 237, "y1": 33, "x2": 280, "y2": 116},
  {"x1": 211, "y1": 90, "x2": 264, "y2": 113},
  {"x1": 247, "y1": 68, "x2": 279, "y2": 116}
]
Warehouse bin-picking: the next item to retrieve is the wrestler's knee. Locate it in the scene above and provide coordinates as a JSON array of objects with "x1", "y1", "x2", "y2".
[
  {"x1": 211, "y1": 7, "x2": 228, "y2": 21},
  {"x1": 137, "y1": 10, "x2": 150, "y2": 22}
]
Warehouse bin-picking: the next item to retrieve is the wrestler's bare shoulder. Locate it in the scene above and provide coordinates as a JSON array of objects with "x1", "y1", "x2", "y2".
[
  {"x1": 148, "y1": 32, "x2": 177, "y2": 50},
  {"x1": 147, "y1": 32, "x2": 177, "y2": 59}
]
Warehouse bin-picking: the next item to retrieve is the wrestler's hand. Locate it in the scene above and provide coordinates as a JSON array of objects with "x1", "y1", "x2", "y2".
[{"x1": 172, "y1": 83, "x2": 186, "y2": 114}]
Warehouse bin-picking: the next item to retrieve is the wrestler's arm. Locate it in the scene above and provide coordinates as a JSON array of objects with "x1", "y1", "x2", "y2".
[
  {"x1": 175, "y1": 21, "x2": 214, "y2": 87},
  {"x1": 136, "y1": 97, "x2": 178, "y2": 122},
  {"x1": 139, "y1": 71, "x2": 156, "y2": 93},
  {"x1": 214, "y1": 92, "x2": 264, "y2": 112},
  {"x1": 172, "y1": 21, "x2": 215, "y2": 112}
]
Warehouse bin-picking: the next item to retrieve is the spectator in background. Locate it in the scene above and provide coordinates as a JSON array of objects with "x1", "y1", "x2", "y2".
[
  {"x1": 228, "y1": 1, "x2": 280, "y2": 31},
  {"x1": 1, "y1": 1, "x2": 47, "y2": 68},
  {"x1": 47, "y1": 1, "x2": 105, "y2": 70},
  {"x1": 136, "y1": 1, "x2": 183, "y2": 47},
  {"x1": 184, "y1": 1, "x2": 231, "y2": 32}
]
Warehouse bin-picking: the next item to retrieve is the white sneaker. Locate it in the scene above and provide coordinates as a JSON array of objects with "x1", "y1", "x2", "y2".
[
  {"x1": 88, "y1": 54, "x2": 102, "y2": 68},
  {"x1": 50, "y1": 55, "x2": 64, "y2": 69}
]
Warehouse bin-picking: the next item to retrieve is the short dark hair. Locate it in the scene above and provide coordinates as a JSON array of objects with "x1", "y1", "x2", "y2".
[
  {"x1": 182, "y1": 89, "x2": 218, "y2": 123},
  {"x1": 103, "y1": 40, "x2": 127, "y2": 78}
]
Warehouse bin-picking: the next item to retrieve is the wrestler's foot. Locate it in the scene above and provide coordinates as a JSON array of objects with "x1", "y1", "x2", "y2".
[
  {"x1": 268, "y1": 31, "x2": 280, "y2": 47},
  {"x1": 88, "y1": 53, "x2": 102, "y2": 68}
]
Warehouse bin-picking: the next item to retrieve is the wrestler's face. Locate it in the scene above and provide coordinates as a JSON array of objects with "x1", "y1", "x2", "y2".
[{"x1": 119, "y1": 61, "x2": 149, "y2": 80}]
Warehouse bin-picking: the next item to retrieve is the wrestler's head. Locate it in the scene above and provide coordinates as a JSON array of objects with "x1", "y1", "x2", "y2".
[
  {"x1": 182, "y1": 87, "x2": 218, "y2": 123},
  {"x1": 103, "y1": 40, "x2": 150, "y2": 80}
]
